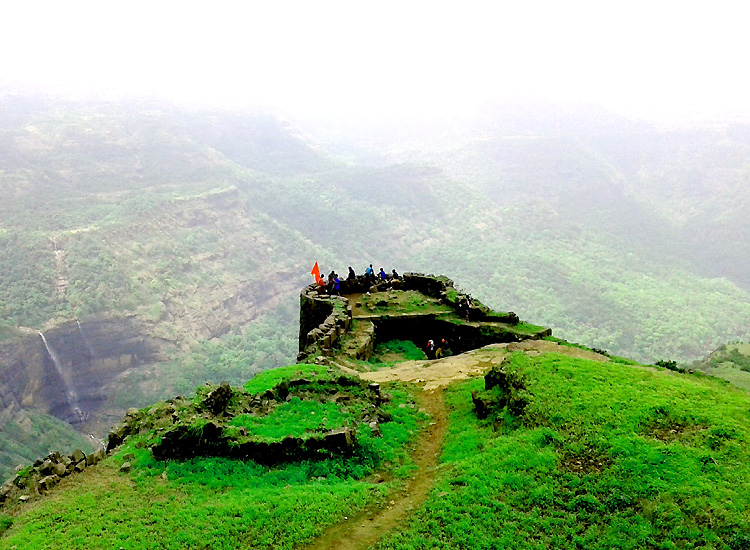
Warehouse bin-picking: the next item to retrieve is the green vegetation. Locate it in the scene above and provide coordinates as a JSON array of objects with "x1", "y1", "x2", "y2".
[
  {"x1": 0, "y1": 410, "x2": 95, "y2": 482},
  {"x1": 372, "y1": 339, "x2": 427, "y2": 362},
  {"x1": 711, "y1": 345, "x2": 750, "y2": 372},
  {"x1": 229, "y1": 398, "x2": 353, "y2": 440},
  {"x1": 513, "y1": 321, "x2": 548, "y2": 335},
  {"x1": 355, "y1": 291, "x2": 452, "y2": 316},
  {"x1": 5, "y1": 93, "x2": 750, "y2": 548},
  {"x1": 0, "y1": 368, "x2": 429, "y2": 549},
  {"x1": 0, "y1": 515, "x2": 11, "y2": 537},
  {"x1": 376, "y1": 351, "x2": 750, "y2": 550},
  {"x1": 690, "y1": 343, "x2": 750, "y2": 391}
]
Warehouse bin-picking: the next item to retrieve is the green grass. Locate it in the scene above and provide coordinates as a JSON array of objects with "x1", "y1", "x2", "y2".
[
  {"x1": 0, "y1": 515, "x2": 11, "y2": 537},
  {"x1": 229, "y1": 397, "x2": 354, "y2": 440},
  {"x1": 371, "y1": 339, "x2": 427, "y2": 362},
  {"x1": 356, "y1": 291, "x2": 452, "y2": 316},
  {"x1": 0, "y1": 377, "x2": 428, "y2": 550},
  {"x1": 243, "y1": 363, "x2": 334, "y2": 394},
  {"x1": 376, "y1": 351, "x2": 750, "y2": 550},
  {"x1": 513, "y1": 321, "x2": 547, "y2": 334},
  {"x1": 0, "y1": 458, "x2": 384, "y2": 550}
]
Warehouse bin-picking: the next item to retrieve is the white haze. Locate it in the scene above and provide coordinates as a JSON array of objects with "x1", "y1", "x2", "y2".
[{"x1": 2, "y1": 0, "x2": 750, "y2": 122}]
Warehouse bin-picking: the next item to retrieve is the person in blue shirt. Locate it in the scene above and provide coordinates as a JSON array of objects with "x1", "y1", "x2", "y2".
[
  {"x1": 364, "y1": 264, "x2": 374, "y2": 281},
  {"x1": 379, "y1": 268, "x2": 387, "y2": 281}
]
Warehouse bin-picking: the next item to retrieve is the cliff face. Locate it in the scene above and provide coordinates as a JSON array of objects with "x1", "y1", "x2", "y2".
[{"x1": 0, "y1": 317, "x2": 165, "y2": 434}]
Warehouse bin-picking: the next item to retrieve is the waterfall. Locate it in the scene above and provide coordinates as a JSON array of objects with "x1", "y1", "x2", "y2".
[
  {"x1": 39, "y1": 331, "x2": 84, "y2": 423},
  {"x1": 76, "y1": 319, "x2": 97, "y2": 359}
]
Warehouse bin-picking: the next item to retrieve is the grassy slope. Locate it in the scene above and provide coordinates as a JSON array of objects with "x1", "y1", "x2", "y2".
[
  {"x1": 0, "y1": 411, "x2": 95, "y2": 479},
  {"x1": 377, "y1": 352, "x2": 750, "y2": 550},
  {"x1": 691, "y1": 343, "x2": 750, "y2": 392},
  {"x1": 4, "y1": 350, "x2": 750, "y2": 548},
  {"x1": 0, "y1": 365, "x2": 428, "y2": 549},
  {"x1": 4, "y1": 98, "x2": 750, "y2": 493}
]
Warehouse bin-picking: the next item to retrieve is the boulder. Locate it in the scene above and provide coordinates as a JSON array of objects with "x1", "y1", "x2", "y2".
[
  {"x1": 38, "y1": 476, "x2": 59, "y2": 492},
  {"x1": 107, "y1": 423, "x2": 129, "y2": 452},
  {"x1": 39, "y1": 459, "x2": 55, "y2": 476},
  {"x1": 368, "y1": 421, "x2": 382, "y2": 438},
  {"x1": 275, "y1": 379, "x2": 290, "y2": 400},
  {"x1": 204, "y1": 381, "x2": 233, "y2": 415},
  {"x1": 86, "y1": 449, "x2": 105, "y2": 466},
  {"x1": 120, "y1": 462, "x2": 131, "y2": 473},
  {"x1": 53, "y1": 463, "x2": 67, "y2": 477},
  {"x1": 323, "y1": 427, "x2": 356, "y2": 451},
  {"x1": 45, "y1": 451, "x2": 62, "y2": 463},
  {"x1": 70, "y1": 449, "x2": 86, "y2": 464},
  {"x1": 0, "y1": 481, "x2": 14, "y2": 501},
  {"x1": 471, "y1": 391, "x2": 492, "y2": 420}
]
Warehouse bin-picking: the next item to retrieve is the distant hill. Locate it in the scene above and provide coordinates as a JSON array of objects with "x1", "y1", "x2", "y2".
[{"x1": 690, "y1": 342, "x2": 750, "y2": 391}]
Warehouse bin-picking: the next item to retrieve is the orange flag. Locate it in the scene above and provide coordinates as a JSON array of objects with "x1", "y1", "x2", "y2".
[{"x1": 310, "y1": 262, "x2": 322, "y2": 284}]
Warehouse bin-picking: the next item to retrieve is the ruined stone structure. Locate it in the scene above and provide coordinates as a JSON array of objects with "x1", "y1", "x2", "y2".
[
  {"x1": 0, "y1": 447, "x2": 106, "y2": 505},
  {"x1": 2, "y1": 273, "x2": 552, "y2": 507},
  {"x1": 298, "y1": 273, "x2": 551, "y2": 363}
]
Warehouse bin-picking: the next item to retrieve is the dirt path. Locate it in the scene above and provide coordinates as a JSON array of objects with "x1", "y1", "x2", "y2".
[
  {"x1": 301, "y1": 340, "x2": 608, "y2": 549},
  {"x1": 299, "y1": 389, "x2": 448, "y2": 550},
  {"x1": 360, "y1": 341, "x2": 610, "y2": 390}
]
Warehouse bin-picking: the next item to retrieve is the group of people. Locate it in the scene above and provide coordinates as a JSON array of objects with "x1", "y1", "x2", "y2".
[
  {"x1": 363, "y1": 264, "x2": 399, "y2": 283},
  {"x1": 425, "y1": 338, "x2": 449, "y2": 360},
  {"x1": 316, "y1": 264, "x2": 401, "y2": 295}
]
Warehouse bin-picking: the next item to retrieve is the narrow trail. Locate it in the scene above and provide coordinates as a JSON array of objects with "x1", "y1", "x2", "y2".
[
  {"x1": 302, "y1": 341, "x2": 600, "y2": 549},
  {"x1": 299, "y1": 388, "x2": 448, "y2": 550},
  {"x1": 51, "y1": 237, "x2": 69, "y2": 296}
]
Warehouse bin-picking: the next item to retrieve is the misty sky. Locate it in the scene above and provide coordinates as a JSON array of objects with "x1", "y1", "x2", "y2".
[{"x1": 2, "y1": 1, "x2": 749, "y2": 122}]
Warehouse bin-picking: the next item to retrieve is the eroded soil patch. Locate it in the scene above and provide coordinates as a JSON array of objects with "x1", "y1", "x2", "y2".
[{"x1": 560, "y1": 446, "x2": 613, "y2": 475}]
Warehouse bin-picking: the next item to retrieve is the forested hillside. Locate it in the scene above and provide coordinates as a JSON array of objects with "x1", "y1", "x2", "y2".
[{"x1": 2, "y1": 91, "x2": 750, "y2": 478}]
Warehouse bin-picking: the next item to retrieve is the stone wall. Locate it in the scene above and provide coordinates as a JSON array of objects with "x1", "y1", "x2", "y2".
[
  {"x1": 297, "y1": 273, "x2": 530, "y2": 363},
  {"x1": 298, "y1": 285, "x2": 352, "y2": 361},
  {"x1": 0, "y1": 447, "x2": 106, "y2": 506}
]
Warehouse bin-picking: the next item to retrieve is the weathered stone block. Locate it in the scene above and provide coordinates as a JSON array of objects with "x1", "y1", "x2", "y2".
[
  {"x1": 70, "y1": 449, "x2": 86, "y2": 464},
  {"x1": 86, "y1": 449, "x2": 105, "y2": 466},
  {"x1": 38, "y1": 475, "x2": 59, "y2": 492},
  {"x1": 39, "y1": 459, "x2": 55, "y2": 476},
  {"x1": 323, "y1": 427, "x2": 356, "y2": 450}
]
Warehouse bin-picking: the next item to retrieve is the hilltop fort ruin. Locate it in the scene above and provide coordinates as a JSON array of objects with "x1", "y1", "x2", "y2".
[
  {"x1": 298, "y1": 272, "x2": 551, "y2": 364},
  {"x1": 1, "y1": 273, "x2": 552, "y2": 504}
]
